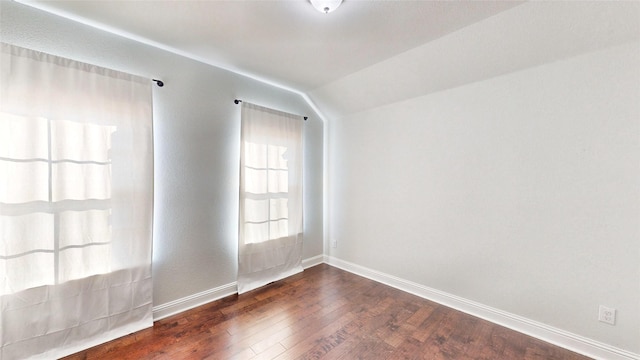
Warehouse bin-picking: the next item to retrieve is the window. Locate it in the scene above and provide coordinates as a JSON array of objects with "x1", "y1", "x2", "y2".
[
  {"x1": 237, "y1": 102, "x2": 304, "y2": 293},
  {"x1": 0, "y1": 43, "x2": 153, "y2": 359},
  {"x1": 243, "y1": 142, "x2": 290, "y2": 243},
  {"x1": 0, "y1": 115, "x2": 115, "y2": 295}
]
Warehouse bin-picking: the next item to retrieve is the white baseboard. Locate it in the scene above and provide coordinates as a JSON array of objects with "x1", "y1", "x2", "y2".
[
  {"x1": 152, "y1": 281, "x2": 238, "y2": 321},
  {"x1": 302, "y1": 254, "x2": 325, "y2": 269},
  {"x1": 325, "y1": 256, "x2": 639, "y2": 360},
  {"x1": 152, "y1": 254, "x2": 326, "y2": 321}
]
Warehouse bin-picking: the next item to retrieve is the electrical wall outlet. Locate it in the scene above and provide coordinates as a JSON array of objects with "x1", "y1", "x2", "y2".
[
  {"x1": 331, "y1": 239, "x2": 337, "y2": 248},
  {"x1": 598, "y1": 305, "x2": 616, "y2": 325}
]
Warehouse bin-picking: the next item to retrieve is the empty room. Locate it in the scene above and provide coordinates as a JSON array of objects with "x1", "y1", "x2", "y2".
[{"x1": 0, "y1": 0, "x2": 638, "y2": 359}]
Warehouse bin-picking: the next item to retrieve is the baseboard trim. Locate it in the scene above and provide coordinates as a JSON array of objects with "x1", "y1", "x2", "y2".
[
  {"x1": 325, "y1": 256, "x2": 639, "y2": 360},
  {"x1": 152, "y1": 254, "x2": 326, "y2": 321},
  {"x1": 152, "y1": 281, "x2": 238, "y2": 321},
  {"x1": 302, "y1": 254, "x2": 325, "y2": 269}
]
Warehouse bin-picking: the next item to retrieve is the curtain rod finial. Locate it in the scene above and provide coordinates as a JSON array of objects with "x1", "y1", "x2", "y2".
[{"x1": 152, "y1": 79, "x2": 164, "y2": 87}]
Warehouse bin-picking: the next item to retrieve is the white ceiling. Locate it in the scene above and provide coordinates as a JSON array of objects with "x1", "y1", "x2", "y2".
[
  {"x1": 19, "y1": 1, "x2": 640, "y2": 120},
  {"x1": 309, "y1": 1, "x2": 640, "y2": 119},
  {"x1": 22, "y1": 0, "x2": 522, "y2": 92}
]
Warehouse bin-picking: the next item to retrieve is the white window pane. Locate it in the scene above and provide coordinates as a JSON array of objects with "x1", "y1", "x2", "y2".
[
  {"x1": 269, "y1": 198, "x2": 288, "y2": 221},
  {"x1": 245, "y1": 168, "x2": 267, "y2": 194},
  {"x1": 52, "y1": 163, "x2": 111, "y2": 201},
  {"x1": 244, "y1": 199, "x2": 268, "y2": 223},
  {"x1": 244, "y1": 222, "x2": 269, "y2": 244},
  {"x1": 269, "y1": 219, "x2": 288, "y2": 240},
  {"x1": 0, "y1": 160, "x2": 49, "y2": 203},
  {"x1": 244, "y1": 142, "x2": 267, "y2": 168},
  {"x1": 268, "y1": 170, "x2": 288, "y2": 193},
  {"x1": 59, "y1": 244, "x2": 111, "y2": 283},
  {"x1": 0, "y1": 253, "x2": 54, "y2": 295},
  {"x1": 51, "y1": 119, "x2": 116, "y2": 162},
  {"x1": 0, "y1": 113, "x2": 48, "y2": 159},
  {"x1": 0, "y1": 213, "x2": 53, "y2": 256},
  {"x1": 59, "y1": 210, "x2": 111, "y2": 248},
  {"x1": 267, "y1": 145, "x2": 288, "y2": 170}
]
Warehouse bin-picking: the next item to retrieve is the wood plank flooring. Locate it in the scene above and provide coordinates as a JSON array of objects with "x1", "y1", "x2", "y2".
[{"x1": 63, "y1": 264, "x2": 592, "y2": 359}]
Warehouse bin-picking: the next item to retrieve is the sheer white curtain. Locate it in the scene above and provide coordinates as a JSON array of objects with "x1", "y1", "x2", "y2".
[
  {"x1": 238, "y1": 102, "x2": 304, "y2": 294},
  {"x1": 0, "y1": 43, "x2": 153, "y2": 359}
]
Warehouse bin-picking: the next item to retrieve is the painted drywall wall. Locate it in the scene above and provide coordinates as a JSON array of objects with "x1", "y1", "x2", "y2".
[
  {"x1": 326, "y1": 6, "x2": 640, "y2": 356},
  {"x1": 0, "y1": 1, "x2": 323, "y2": 308}
]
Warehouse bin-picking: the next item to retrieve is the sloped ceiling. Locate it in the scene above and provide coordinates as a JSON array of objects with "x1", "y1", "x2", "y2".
[
  {"x1": 310, "y1": 1, "x2": 640, "y2": 120},
  {"x1": 20, "y1": 0, "x2": 640, "y2": 120}
]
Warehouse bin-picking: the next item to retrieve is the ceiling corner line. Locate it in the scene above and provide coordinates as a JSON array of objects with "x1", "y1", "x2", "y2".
[{"x1": 298, "y1": 92, "x2": 330, "y2": 124}]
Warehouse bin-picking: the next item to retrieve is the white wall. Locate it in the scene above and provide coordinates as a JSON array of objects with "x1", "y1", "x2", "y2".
[
  {"x1": 0, "y1": 1, "x2": 323, "y2": 309},
  {"x1": 326, "y1": 3, "x2": 640, "y2": 355}
]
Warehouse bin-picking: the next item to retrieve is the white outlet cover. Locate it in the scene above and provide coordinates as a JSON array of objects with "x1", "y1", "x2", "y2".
[{"x1": 598, "y1": 305, "x2": 616, "y2": 325}]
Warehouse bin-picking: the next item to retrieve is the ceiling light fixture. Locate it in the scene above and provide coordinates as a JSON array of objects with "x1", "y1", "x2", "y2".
[{"x1": 310, "y1": 0, "x2": 343, "y2": 14}]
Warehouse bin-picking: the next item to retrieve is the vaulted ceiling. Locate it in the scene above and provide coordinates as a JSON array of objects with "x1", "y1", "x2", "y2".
[
  {"x1": 21, "y1": 0, "x2": 640, "y2": 120},
  {"x1": 22, "y1": 1, "x2": 521, "y2": 90}
]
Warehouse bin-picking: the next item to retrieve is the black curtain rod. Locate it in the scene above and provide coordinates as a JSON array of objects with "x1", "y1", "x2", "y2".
[
  {"x1": 152, "y1": 79, "x2": 164, "y2": 87},
  {"x1": 235, "y1": 99, "x2": 308, "y2": 121}
]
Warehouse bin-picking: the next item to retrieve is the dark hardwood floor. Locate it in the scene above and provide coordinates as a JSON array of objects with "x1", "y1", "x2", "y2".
[{"x1": 63, "y1": 264, "x2": 591, "y2": 359}]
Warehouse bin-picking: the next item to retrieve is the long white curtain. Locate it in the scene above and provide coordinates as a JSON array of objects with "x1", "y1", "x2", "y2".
[
  {"x1": 238, "y1": 102, "x2": 303, "y2": 294},
  {"x1": 0, "y1": 43, "x2": 153, "y2": 359}
]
